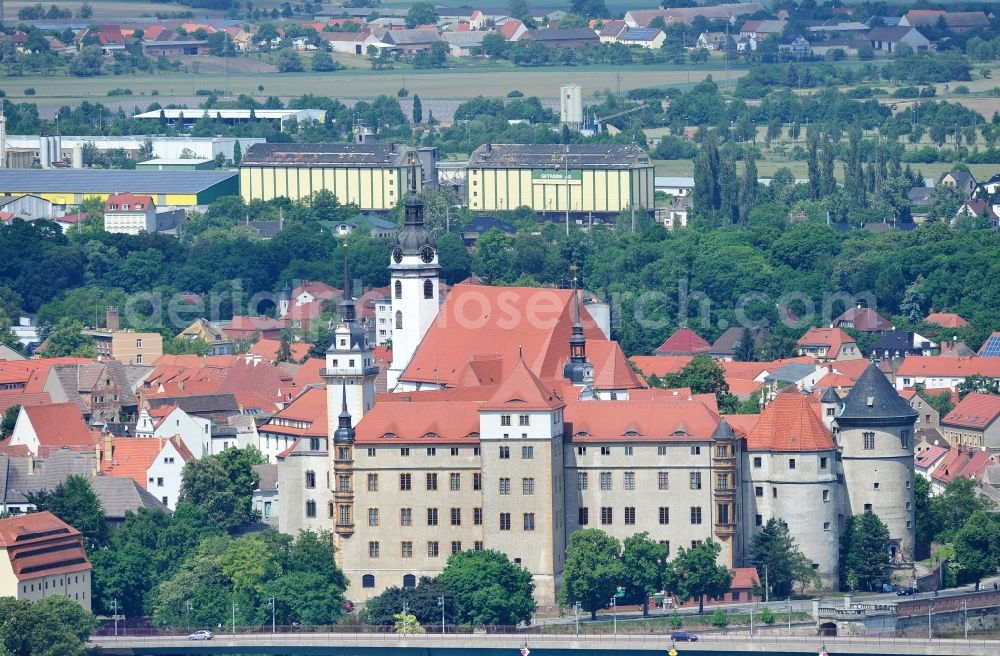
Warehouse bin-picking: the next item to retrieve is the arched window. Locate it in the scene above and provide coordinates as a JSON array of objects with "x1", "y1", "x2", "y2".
[
  {"x1": 423, "y1": 279, "x2": 433, "y2": 299},
  {"x1": 395, "y1": 311, "x2": 403, "y2": 329},
  {"x1": 305, "y1": 470, "x2": 316, "y2": 489},
  {"x1": 362, "y1": 574, "x2": 376, "y2": 588},
  {"x1": 305, "y1": 500, "x2": 316, "y2": 518},
  {"x1": 402, "y1": 574, "x2": 416, "y2": 588},
  {"x1": 394, "y1": 280, "x2": 402, "y2": 299}
]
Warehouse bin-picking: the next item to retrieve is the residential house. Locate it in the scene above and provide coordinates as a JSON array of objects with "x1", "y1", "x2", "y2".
[
  {"x1": 177, "y1": 318, "x2": 235, "y2": 355},
  {"x1": 7, "y1": 403, "x2": 94, "y2": 457},
  {"x1": 924, "y1": 312, "x2": 968, "y2": 329},
  {"x1": 97, "y1": 434, "x2": 193, "y2": 509},
  {"x1": 739, "y1": 20, "x2": 785, "y2": 40},
  {"x1": 696, "y1": 32, "x2": 729, "y2": 51},
  {"x1": 258, "y1": 386, "x2": 326, "y2": 463},
  {"x1": 616, "y1": 27, "x2": 666, "y2": 49},
  {"x1": 928, "y1": 447, "x2": 997, "y2": 494},
  {"x1": 796, "y1": 327, "x2": 862, "y2": 362},
  {"x1": 734, "y1": 35, "x2": 757, "y2": 53},
  {"x1": 443, "y1": 31, "x2": 487, "y2": 57},
  {"x1": 900, "y1": 10, "x2": 990, "y2": 34},
  {"x1": 225, "y1": 315, "x2": 287, "y2": 341},
  {"x1": 654, "y1": 327, "x2": 712, "y2": 356},
  {"x1": 43, "y1": 361, "x2": 138, "y2": 425},
  {"x1": 498, "y1": 19, "x2": 528, "y2": 42},
  {"x1": 983, "y1": 173, "x2": 1000, "y2": 195},
  {"x1": 900, "y1": 389, "x2": 941, "y2": 432},
  {"x1": 461, "y1": 216, "x2": 517, "y2": 247},
  {"x1": 325, "y1": 214, "x2": 398, "y2": 238},
  {"x1": 0, "y1": 512, "x2": 92, "y2": 611},
  {"x1": 764, "y1": 361, "x2": 827, "y2": 390},
  {"x1": 379, "y1": 28, "x2": 442, "y2": 54},
  {"x1": 869, "y1": 331, "x2": 939, "y2": 359},
  {"x1": 521, "y1": 28, "x2": 600, "y2": 49},
  {"x1": 980, "y1": 333, "x2": 1000, "y2": 357},
  {"x1": 253, "y1": 463, "x2": 279, "y2": 525},
  {"x1": 940, "y1": 393, "x2": 1000, "y2": 450},
  {"x1": 655, "y1": 195, "x2": 691, "y2": 230},
  {"x1": 833, "y1": 305, "x2": 892, "y2": 333},
  {"x1": 95, "y1": 24, "x2": 127, "y2": 56},
  {"x1": 147, "y1": 393, "x2": 241, "y2": 425},
  {"x1": 598, "y1": 20, "x2": 626, "y2": 44},
  {"x1": 938, "y1": 170, "x2": 977, "y2": 195},
  {"x1": 868, "y1": 26, "x2": 930, "y2": 54},
  {"x1": 710, "y1": 326, "x2": 769, "y2": 361},
  {"x1": 778, "y1": 34, "x2": 812, "y2": 56},
  {"x1": 135, "y1": 404, "x2": 211, "y2": 458},
  {"x1": 955, "y1": 199, "x2": 999, "y2": 227},
  {"x1": 103, "y1": 193, "x2": 156, "y2": 235},
  {"x1": 895, "y1": 357, "x2": 1000, "y2": 391},
  {"x1": 291, "y1": 281, "x2": 340, "y2": 308}
]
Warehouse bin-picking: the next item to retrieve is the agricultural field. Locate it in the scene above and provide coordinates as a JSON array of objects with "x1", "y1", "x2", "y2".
[{"x1": 653, "y1": 158, "x2": 1000, "y2": 182}]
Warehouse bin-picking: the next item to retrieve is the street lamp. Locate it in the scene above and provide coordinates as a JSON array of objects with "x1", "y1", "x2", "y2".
[
  {"x1": 232, "y1": 602, "x2": 238, "y2": 638},
  {"x1": 186, "y1": 601, "x2": 192, "y2": 632},
  {"x1": 113, "y1": 599, "x2": 119, "y2": 637},
  {"x1": 402, "y1": 601, "x2": 409, "y2": 638},
  {"x1": 269, "y1": 597, "x2": 275, "y2": 634},
  {"x1": 962, "y1": 599, "x2": 968, "y2": 640},
  {"x1": 574, "y1": 602, "x2": 581, "y2": 636},
  {"x1": 610, "y1": 596, "x2": 617, "y2": 635},
  {"x1": 438, "y1": 596, "x2": 445, "y2": 634},
  {"x1": 786, "y1": 597, "x2": 791, "y2": 636}
]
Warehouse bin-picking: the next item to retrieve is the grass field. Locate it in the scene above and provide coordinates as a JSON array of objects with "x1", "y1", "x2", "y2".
[{"x1": 654, "y1": 159, "x2": 1000, "y2": 181}]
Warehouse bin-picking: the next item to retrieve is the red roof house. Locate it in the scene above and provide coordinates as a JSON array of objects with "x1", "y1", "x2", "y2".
[{"x1": 654, "y1": 327, "x2": 712, "y2": 356}]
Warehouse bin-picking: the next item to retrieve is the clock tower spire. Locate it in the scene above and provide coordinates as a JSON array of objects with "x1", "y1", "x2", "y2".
[{"x1": 387, "y1": 154, "x2": 440, "y2": 392}]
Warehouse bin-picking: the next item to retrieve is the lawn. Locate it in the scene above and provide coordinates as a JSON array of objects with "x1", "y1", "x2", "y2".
[{"x1": 537, "y1": 611, "x2": 814, "y2": 634}]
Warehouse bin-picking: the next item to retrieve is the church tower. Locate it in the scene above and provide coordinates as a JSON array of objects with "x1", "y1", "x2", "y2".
[
  {"x1": 331, "y1": 382, "x2": 356, "y2": 567},
  {"x1": 323, "y1": 243, "x2": 377, "y2": 431},
  {"x1": 387, "y1": 158, "x2": 439, "y2": 392}
]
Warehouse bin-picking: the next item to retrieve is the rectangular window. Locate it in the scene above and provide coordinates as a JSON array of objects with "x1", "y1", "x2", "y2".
[
  {"x1": 451, "y1": 541, "x2": 462, "y2": 555},
  {"x1": 600, "y1": 472, "x2": 612, "y2": 490},
  {"x1": 401, "y1": 541, "x2": 412, "y2": 558},
  {"x1": 578, "y1": 446, "x2": 587, "y2": 455},
  {"x1": 624, "y1": 471, "x2": 636, "y2": 490},
  {"x1": 624, "y1": 445, "x2": 633, "y2": 456},
  {"x1": 824, "y1": 521, "x2": 831, "y2": 531},
  {"x1": 399, "y1": 473, "x2": 411, "y2": 491},
  {"x1": 755, "y1": 514, "x2": 763, "y2": 526},
  {"x1": 601, "y1": 507, "x2": 613, "y2": 525},
  {"x1": 427, "y1": 508, "x2": 439, "y2": 526},
  {"x1": 753, "y1": 456, "x2": 762, "y2": 468},
  {"x1": 499, "y1": 446, "x2": 510, "y2": 459},
  {"x1": 579, "y1": 507, "x2": 589, "y2": 525},
  {"x1": 863, "y1": 432, "x2": 876, "y2": 450},
  {"x1": 624, "y1": 507, "x2": 636, "y2": 525},
  {"x1": 657, "y1": 445, "x2": 667, "y2": 456},
  {"x1": 474, "y1": 507, "x2": 483, "y2": 525},
  {"x1": 601, "y1": 446, "x2": 611, "y2": 455},
  {"x1": 823, "y1": 489, "x2": 830, "y2": 502},
  {"x1": 578, "y1": 472, "x2": 588, "y2": 490},
  {"x1": 522, "y1": 477, "x2": 535, "y2": 495},
  {"x1": 451, "y1": 508, "x2": 461, "y2": 526},
  {"x1": 499, "y1": 478, "x2": 511, "y2": 495},
  {"x1": 690, "y1": 472, "x2": 702, "y2": 490},
  {"x1": 788, "y1": 458, "x2": 796, "y2": 469},
  {"x1": 473, "y1": 473, "x2": 482, "y2": 490},
  {"x1": 659, "y1": 507, "x2": 670, "y2": 524},
  {"x1": 428, "y1": 541, "x2": 439, "y2": 557},
  {"x1": 773, "y1": 487, "x2": 778, "y2": 498},
  {"x1": 400, "y1": 447, "x2": 410, "y2": 456},
  {"x1": 426, "y1": 447, "x2": 436, "y2": 456},
  {"x1": 369, "y1": 541, "x2": 380, "y2": 558},
  {"x1": 450, "y1": 473, "x2": 461, "y2": 491},
  {"x1": 900, "y1": 430, "x2": 910, "y2": 449},
  {"x1": 501, "y1": 415, "x2": 511, "y2": 426},
  {"x1": 658, "y1": 471, "x2": 669, "y2": 490},
  {"x1": 523, "y1": 513, "x2": 535, "y2": 531},
  {"x1": 367, "y1": 448, "x2": 376, "y2": 457},
  {"x1": 500, "y1": 513, "x2": 511, "y2": 530},
  {"x1": 521, "y1": 445, "x2": 534, "y2": 459},
  {"x1": 474, "y1": 541, "x2": 484, "y2": 551},
  {"x1": 368, "y1": 508, "x2": 379, "y2": 526},
  {"x1": 426, "y1": 473, "x2": 438, "y2": 491},
  {"x1": 367, "y1": 473, "x2": 378, "y2": 491},
  {"x1": 400, "y1": 508, "x2": 412, "y2": 526},
  {"x1": 691, "y1": 446, "x2": 701, "y2": 455},
  {"x1": 820, "y1": 457, "x2": 828, "y2": 469},
  {"x1": 690, "y1": 507, "x2": 702, "y2": 524},
  {"x1": 519, "y1": 415, "x2": 530, "y2": 426}
]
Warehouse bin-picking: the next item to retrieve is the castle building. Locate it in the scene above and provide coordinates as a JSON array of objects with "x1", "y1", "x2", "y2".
[{"x1": 273, "y1": 180, "x2": 916, "y2": 607}]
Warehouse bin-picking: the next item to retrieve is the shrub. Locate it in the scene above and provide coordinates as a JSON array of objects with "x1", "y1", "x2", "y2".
[
  {"x1": 107, "y1": 88, "x2": 133, "y2": 96},
  {"x1": 760, "y1": 606, "x2": 776, "y2": 624},
  {"x1": 507, "y1": 90, "x2": 524, "y2": 97},
  {"x1": 669, "y1": 610, "x2": 682, "y2": 628},
  {"x1": 397, "y1": 87, "x2": 409, "y2": 97},
  {"x1": 711, "y1": 608, "x2": 729, "y2": 628},
  {"x1": 954, "y1": 85, "x2": 970, "y2": 94},
  {"x1": 24, "y1": 88, "x2": 35, "y2": 96}
]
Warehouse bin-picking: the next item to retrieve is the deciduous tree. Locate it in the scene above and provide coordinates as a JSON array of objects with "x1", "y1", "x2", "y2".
[
  {"x1": 666, "y1": 540, "x2": 733, "y2": 614},
  {"x1": 561, "y1": 529, "x2": 624, "y2": 620},
  {"x1": 437, "y1": 549, "x2": 535, "y2": 626}
]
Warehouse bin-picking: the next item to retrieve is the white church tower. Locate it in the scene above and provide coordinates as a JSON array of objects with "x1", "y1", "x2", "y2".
[
  {"x1": 387, "y1": 158, "x2": 439, "y2": 392},
  {"x1": 323, "y1": 245, "x2": 377, "y2": 431}
]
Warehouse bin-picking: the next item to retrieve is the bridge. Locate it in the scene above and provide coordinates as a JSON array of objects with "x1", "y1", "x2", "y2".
[{"x1": 90, "y1": 631, "x2": 1000, "y2": 655}]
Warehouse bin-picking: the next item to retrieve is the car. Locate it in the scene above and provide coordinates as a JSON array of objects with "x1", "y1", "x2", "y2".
[
  {"x1": 671, "y1": 631, "x2": 698, "y2": 642},
  {"x1": 188, "y1": 630, "x2": 214, "y2": 640},
  {"x1": 896, "y1": 586, "x2": 917, "y2": 596}
]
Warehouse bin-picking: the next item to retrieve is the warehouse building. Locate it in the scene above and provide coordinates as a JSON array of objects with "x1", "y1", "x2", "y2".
[
  {"x1": 466, "y1": 144, "x2": 655, "y2": 216},
  {"x1": 132, "y1": 108, "x2": 324, "y2": 131},
  {"x1": 2, "y1": 135, "x2": 261, "y2": 166},
  {"x1": 0, "y1": 170, "x2": 239, "y2": 211},
  {"x1": 239, "y1": 143, "x2": 422, "y2": 211}
]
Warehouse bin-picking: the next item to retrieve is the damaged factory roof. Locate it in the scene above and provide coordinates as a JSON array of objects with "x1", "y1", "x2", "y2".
[
  {"x1": 468, "y1": 144, "x2": 650, "y2": 169},
  {"x1": 240, "y1": 143, "x2": 412, "y2": 167}
]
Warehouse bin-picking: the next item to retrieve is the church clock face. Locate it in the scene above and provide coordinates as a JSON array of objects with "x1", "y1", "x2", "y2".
[
  {"x1": 419, "y1": 245, "x2": 435, "y2": 263},
  {"x1": 392, "y1": 246, "x2": 403, "y2": 263}
]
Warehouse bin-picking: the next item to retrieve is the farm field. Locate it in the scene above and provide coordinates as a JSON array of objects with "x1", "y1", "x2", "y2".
[{"x1": 653, "y1": 159, "x2": 1000, "y2": 182}]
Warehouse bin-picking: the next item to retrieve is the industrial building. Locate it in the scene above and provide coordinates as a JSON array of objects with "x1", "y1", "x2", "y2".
[
  {"x1": 466, "y1": 144, "x2": 655, "y2": 216},
  {"x1": 0, "y1": 170, "x2": 239, "y2": 211},
  {"x1": 239, "y1": 143, "x2": 423, "y2": 211},
  {"x1": 1, "y1": 135, "x2": 260, "y2": 167},
  {"x1": 131, "y1": 108, "x2": 324, "y2": 131}
]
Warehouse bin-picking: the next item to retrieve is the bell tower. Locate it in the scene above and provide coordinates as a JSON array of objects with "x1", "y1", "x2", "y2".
[{"x1": 387, "y1": 155, "x2": 440, "y2": 392}]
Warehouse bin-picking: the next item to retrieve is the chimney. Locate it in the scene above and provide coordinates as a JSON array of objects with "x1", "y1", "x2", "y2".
[
  {"x1": 103, "y1": 433, "x2": 113, "y2": 462},
  {"x1": 106, "y1": 306, "x2": 120, "y2": 331}
]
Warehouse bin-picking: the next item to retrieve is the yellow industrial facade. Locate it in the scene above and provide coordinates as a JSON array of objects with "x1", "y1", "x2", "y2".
[
  {"x1": 239, "y1": 143, "x2": 420, "y2": 211},
  {"x1": 466, "y1": 144, "x2": 655, "y2": 215}
]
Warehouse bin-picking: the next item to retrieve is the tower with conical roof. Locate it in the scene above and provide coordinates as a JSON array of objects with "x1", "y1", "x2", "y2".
[
  {"x1": 323, "y1": 241, "x2": 377, "y2": 432},
  {"x1": 278, "y1": 281, "x2": 292, "y2": 318},
  {"x1": 387, "y1": 155, "x2": 439, "y2": 392},
  {"x1": 563, "y1": 292, "x2": 592, "y2": 389},
  {"x1": 835, "y1": 363, "x2": 917, "y2": 563},
  {"x1": 330, "y1": 382, "x2": 356, "y2": 565}
]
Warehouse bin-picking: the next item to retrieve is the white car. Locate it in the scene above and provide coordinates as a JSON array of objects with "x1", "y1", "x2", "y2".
[{"x1": 188, "y1": 630, "x2": 214, "y2": 640}]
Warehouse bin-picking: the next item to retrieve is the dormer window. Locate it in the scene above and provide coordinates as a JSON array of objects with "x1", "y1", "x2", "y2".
[
  {"x1": 423, "y1": 432, "x2": 439, "y2": 438},
  {"x1": 122, "y1": 204, "x2": 130, "y2": 210},
  {"x1": 671, "y1": 430, "x2": 689, "y2": 436},
  {"x1": 382, "y1": 432, "x2": 398, "y2": 439},
  {"x1": 624, "y1": 431, "x2": 639, "y2": 437}
]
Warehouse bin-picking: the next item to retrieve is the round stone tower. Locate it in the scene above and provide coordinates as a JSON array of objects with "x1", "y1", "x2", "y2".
[{"x1": 835, "y1": 363, "x2": 917, "y2": 563}]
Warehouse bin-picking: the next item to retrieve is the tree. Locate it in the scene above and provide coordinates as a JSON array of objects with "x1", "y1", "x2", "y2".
[
  {"x1": 929, "y1": 476, "x2": 993, "y2": 543},
  {"x1": 412, "y1": 94, "x2": 422, "y2": 124},
  {"x1": 621, "y1": 532, "x2": 668, "y2": 616},
  {"x1": 666, "y1": 540, "x2": 733, "y2": 614},
  {"x1": 739, "y1": 154, "x2": 759, "y2": 223},
  {"x1": 733, "y1": 327, "x2": 756, "y2": 362},
  {"x1": 405, "y1": 1, "x2": 437, "y2": 28},
  {"x1": 437, "y1": 549, "x2": 536, "y2": 626},
  {"x1": 68, "y1": 45, "x2": 104, "y2": 76},
  {"x1": 394, "y1": 611, "x2": 425, "y2": 633},
  {"x1": 914, "y1": 474, "x2": 933, "y2": 560},
  {"x1": 747, "y1": 518, "x2": 817, "y2": 598},
  {"x1": 839, "y1": 510, "x2": 891, "y2": 591},
  {"x1": 570, "y1": 0, "x2": 608, "y2": 18},
  {"x1": 312, "y1": 50, "x2": 337, "y2": 71},
  {"x1": 276, "y1": 329, "x2": 294, "y2": 363},
  {"x1": 178, "y1": 447, "x2": 265, "y2": 532},
  {"x1": 807, "y1": 133, "x2": 821, "y2": 200},
  {"x1": 276, "y1": 49, "x2": 304, "y2": 72},
  {"x1": 560, "y1": 528, "x2": 624, "y2": 620},
  {"x1": 957, "y1": 375, "x2": 999, "y2": 400},
  {"x1": 664, "y1": 353, "x2": 730, "y2": 396},
  {"x1": 0, "y1": 596, "x2": 97, "y2": 656},
  {"x1": 27, "y1": 475, "x2": 108, "y2": 550},
  {"x1": 508, "y1": 0, "x2": 531, "y2": 21},
  {"x1": 78, "y1": 2, "x2": 93, "y2": 18},
  {"x1": 233, "y1": 140, "x2": 242, "y2": 167},
  {"x1": 0, "y1": 405, "x2": 18, "y2": 439},
  {"x1": 899, "y1": 277, "x2": 925, "y2": 324},
  {"x1": 363, "y1": 577, "x2": 452, "y2": 626},
  {"x1": 42, "y1": 318, "x2": 96, "y2": 357},
  {"x1": 953, "y1": 511, "x2": 1000, "y2": 584}
]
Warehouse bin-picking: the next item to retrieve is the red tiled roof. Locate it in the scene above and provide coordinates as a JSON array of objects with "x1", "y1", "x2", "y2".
[
  {"x1": 746, "y1": 388, "x2": 835, "y2": 452},
  {"x1": 99, "y1": 436, "x2": 191, "y2": 488},
  {"x1": 915, "y1": 445, "x2": 947, "y2": 469},
  {"x1": 941, "y1": 393, "x2": 1000, "y2": 430},
  {"x1": 0, "y1": 441, "x2": 30, "y2": 457},
  {"x1": 0, "y1": 392, "x2": 51, "y2": 414},
  {"x1": 925, "y1": 312, "x2": 968, "y2": 328},
  {"x1": 289, "y1": 358, "x2": 325, "y2": 388},
  {"x1": 897, "y1": 356, "x2": 1000, "y2": 380},
  {"x1": 104, "y1": 193, "x2": 153, "y2": 212},
  {"x1": 630, "y1": 355, "x2": 692, "y2": 378},
  {"x1": 588, "y1": 341, "x2": 646, "y2": 390},
  {"x1": 356, "y1": 399, "x2": 481, "y2": 444},
  {"x1": 565, "y1": 395, "x2": 722, "y2": 442},
  {"x1": 834, "y1": 307, "x2": 892, "y2": 332},
  {"x1": 499, "y1": 19, "x2": 523, "y2": 39},
  {"x1": 401, "y1": 285, "x2": 606, "y2": 386},
  {"x1": 249, "y1": 338, "x2": 310, "y2": 363},
  {"x1": 654, "y1": 328, "x2": 712, "y2": 356},
  {"x1": 0, "y1": 511, "x2": 90, "y2": 581},
  {"x1": 483, "y1": 357, "x2": 565, "y2": 411},
  {"x1": 260, "y1": 387, "x2": 326, "y2": 437},
  {"x1": 797, "y1": 327, "x2": 855, "y2": 352},
  {"x1": 731, "y1": 567, "x2": 759, "y2": 589},
  {"x1": 931, "y1": 448, "x2": 998, "y2": 485},
  {"x1": 22, "y1": 403, "x2": 93, "y2": 448},
  {"x1": 229, "y1": 315, "x2": 287, "y2": 333},
  {"x1": 234, "y1": 390, "x2": 280, "y2": 412}
]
